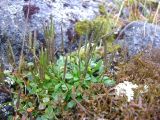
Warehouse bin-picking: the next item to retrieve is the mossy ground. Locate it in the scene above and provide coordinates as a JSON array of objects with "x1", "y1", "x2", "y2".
[
  {"x1": 60, "y1": 48, "x2": 160, "y2": 120},
  {"x1": 0, "y1": 0, "x2": 160, "y2": 119}
]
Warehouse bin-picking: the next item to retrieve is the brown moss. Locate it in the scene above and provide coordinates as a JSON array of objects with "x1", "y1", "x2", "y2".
[
  {"x1": 116, "y1": 48, "x2": 160, "y2": 84},
  {"x1": 60, "y1": 48, "x2": 160, "y2": 119}
]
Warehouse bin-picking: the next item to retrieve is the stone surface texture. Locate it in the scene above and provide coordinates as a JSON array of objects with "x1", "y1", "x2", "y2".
[
  {"x1": 0, "y1": 0, "x2": 102, "y2": 43},
  {"x1": 0, "y1": 0, "x2": 105, "y2": 66},
  {"x1": 0, "y1": 91, "x2": 13, "y2": 119},
  {"x1": 115, "y1": 21, "x2": 160, "y2": 57}
]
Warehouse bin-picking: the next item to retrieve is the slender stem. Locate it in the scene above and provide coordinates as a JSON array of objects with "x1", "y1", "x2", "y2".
[{"x1": 18, "y1": 0, "x2": 31, "y2": 72}]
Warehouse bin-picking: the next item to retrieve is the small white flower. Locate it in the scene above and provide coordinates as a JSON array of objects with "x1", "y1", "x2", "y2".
[
  {"x1": 3, "y1": 70, "x2": 12, "y2": 75},
  {"x1": 114, "y1": 81, "x2": 138, "y2": 102},
  {"x1": 4, "y1": 77, "x2": 15, "y2": 85}
]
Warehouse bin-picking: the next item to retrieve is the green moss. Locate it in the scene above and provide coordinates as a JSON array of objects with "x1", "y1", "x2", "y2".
[
  {"x1": 75, "y1": 16, "x2": 113, "y2": 38},
  {"x1": 75, "y1": 20, "x2": 92, "y2": 36},
  {"x1": 92, "y1": 16, "x2": 113, "y2": 37},
  {"x1": 99, "y1": 4, "x2": 107, "y2": 15},
  {"x1": 75, "y1": 15, "x2": 119, "y2": 54}
]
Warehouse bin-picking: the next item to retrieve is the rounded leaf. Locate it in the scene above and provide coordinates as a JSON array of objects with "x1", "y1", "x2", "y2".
[
  {"x1": 104, "y1": 79, "x2": 116, "y2": 87},
  {"x1": 67, "y1": 100, "x2": 76, "y2": 108}
]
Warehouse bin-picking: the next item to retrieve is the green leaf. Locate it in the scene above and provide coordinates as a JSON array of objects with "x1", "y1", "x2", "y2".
[
  {"x1": 67, "y1": 100, "x2": 76, "y2": 108},
  {"x1": 67, "y1": 84, "x2": 72, "y2": 90},
  {"x1": 45, "y1": 106, "x2": 55, "y2": 119},
  {"x1": 91, "y1": 76, "x2": 98, "y2": 83},
  {"x1": 77, "y1": 92, "x2": 82, "y2": 97},
  {"x1": 39, "y1": 115, "x2": 48, "y2": 120},
  {"x1": 73, "y1": 76, "x2": 79, "y2": 81},
  {"x1": 64, "y1": 91, "x2": 72, "y2": 101},
  {"x1": 30, "y1": 82, "x2": 38, "y2": 88},
  {"x1": 99, "y1": 65, "x2": 104, "y2": 74},
  {"x1": 43, "y1": 82, "x2": 52, "y2": 89},
  {"x1": 36, "y1": 117, "x2": 47, "y2": 120},
  {"x1": 104, "y1": 79, "x2": 116, "y2": 87},
  {"x1": 27, "y1": 72, "x2": 33, "y2": 80},
  {"x1": 82, "y1": 81, "x2": 89, "y2": 88},
  {"x1": 57, "y1": 56, "x2": 65, "y2": 66},
  {"x1": 54, "y1": 83, "x2": 61, "y2": 91},
  {"x1": 52, "y1": 93, "x2": 60, "y2": 101},
  {"x1": 62, "y1": 84, "x2": 68, "y2": 91},
  {"x1": 74, "y1": 81, "x2": 80, "y2": 87},
  {"x1": 43, "y1": 97, "x2": 50, "y2": 103},
  {"x1": 65, "y1": 73, "x2": 73, "y2": 79},
  {"x1": 45, "y1": 74, "x2": 50, "y2": 80},
  {"x1": 103, "y1": 76, "x2": 110, "y2": 80},
  {"x1": 85, "y1": 74, "x2": 91, "y2": 81},
  {"x1": 28, "y1": 102, "x2": 33, "y2": 107}
]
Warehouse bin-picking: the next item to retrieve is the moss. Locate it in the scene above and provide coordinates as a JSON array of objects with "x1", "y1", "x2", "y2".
[
  {"x1": 75, "y1": 20, "x2": 92, "y2": 36},
  {"x1": 92, "y1": 16, "x2": 113, "y2": 37},
  {"x1": 75, "y1": 16, "x2": 113, "y2": 37},
  {"x1": 99, "y1": 4, "x2": 107, "y2": 15},
  {"x1": 75, "y1": 15, "x2": 118, "y2": 54}
]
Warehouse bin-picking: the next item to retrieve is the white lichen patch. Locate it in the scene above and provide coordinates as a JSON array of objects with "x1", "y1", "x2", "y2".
[
  {"x1": 7, "y1": 5, "x2": 23, "y2": 15},
  {"x1": 114, "y1": 81, "x2": 138, "y2": 102}
]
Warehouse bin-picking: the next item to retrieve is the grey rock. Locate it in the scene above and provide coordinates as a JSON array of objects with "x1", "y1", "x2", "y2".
[
  {"x1": 0, "y1": 0, "x2": 104, "y2": 67},
  {"x1": 115, "y1": 21, "x2": 160, "y2": 57},
  {"x1": 0, "y1": 91, "x2": 14, "y2": 119}
]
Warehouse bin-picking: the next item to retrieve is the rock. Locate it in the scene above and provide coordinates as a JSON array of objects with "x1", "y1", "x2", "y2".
[
  {"x1": 0, "y1": 89, "x2": 14, "y2": 119},
  {"x1": 115, "y1": 21, "x2": 160, "y2": 57},
  {"x1": 0, "y1": 0, "x2": 105, "y2": 67}
]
